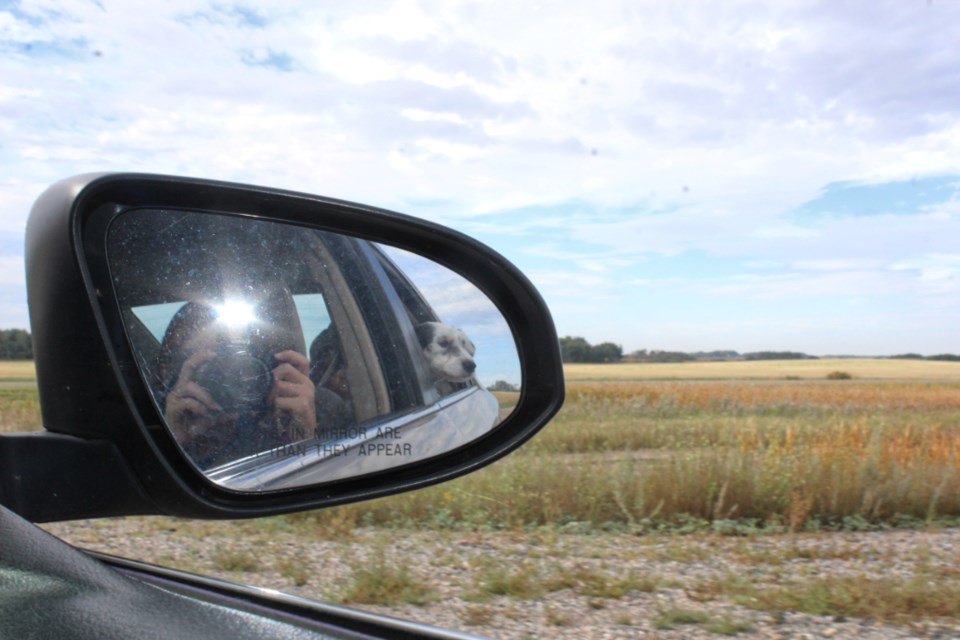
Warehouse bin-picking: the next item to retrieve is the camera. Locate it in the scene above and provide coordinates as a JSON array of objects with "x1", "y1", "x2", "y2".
[{"x1": 192, "y1": 341, "x2": 275, "y2": 414}]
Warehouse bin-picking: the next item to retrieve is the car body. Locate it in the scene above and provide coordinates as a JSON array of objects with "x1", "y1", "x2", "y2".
[{"x1": 0, "y1": 173, "x2": 564, "y2": 639}]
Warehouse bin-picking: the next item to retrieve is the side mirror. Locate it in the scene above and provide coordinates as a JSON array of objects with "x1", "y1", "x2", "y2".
[{"x1": 3, "y1": 174, "x2": 563, "y2": 521}]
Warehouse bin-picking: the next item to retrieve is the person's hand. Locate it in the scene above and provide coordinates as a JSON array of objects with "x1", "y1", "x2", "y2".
[
  {"x1": 164, "y1": 349, "x2": 223, "y2": 449},
  {"x1": 271, "y1": 350, "x2": 316, "y2": 442}
]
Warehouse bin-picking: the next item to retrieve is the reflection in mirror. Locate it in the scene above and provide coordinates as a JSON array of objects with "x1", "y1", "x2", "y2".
[
  {"x1": 375, "y1": 244, "x2": 522, "y2": 396},
  {"x1": 106, "y1": 209, "x2": 521, "y2": 492}
]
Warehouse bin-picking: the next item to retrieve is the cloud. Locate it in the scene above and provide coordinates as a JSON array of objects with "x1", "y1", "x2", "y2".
[
  {"x1": 0, "y1": 256, "x2": 25, "y2": 285},
  {"x1": 5, "y1": 0, "x2": 960, "y2": 216},
  {"x1": 890, "y1": 253, "x2": 960, "y2": 296},
  {"x1": 705, "y1": 269, "x2": 912, "y2": 300},
  {"x1": 3, "y1": 0, "x2": 960, "y2": 352}
]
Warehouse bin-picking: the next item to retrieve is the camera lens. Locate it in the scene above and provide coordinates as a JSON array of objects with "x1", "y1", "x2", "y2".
[{"x1": 193, "y1": 344, "x2": 273, "y2": 413}]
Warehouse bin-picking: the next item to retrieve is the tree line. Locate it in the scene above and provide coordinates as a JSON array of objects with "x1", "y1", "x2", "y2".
[
  {"x1": 627, "y1": 349, "x2": 817, "y2": 362},
  {"x1": 890, "y1": 353, "x2": 960, "y2": 362},
  {"x1": 558, "y1": 336, "x2": 623, "y2": 363},
  {"x1": 0, "y1": 329, "x2": 33, "y2": 360},
  {"x1": 559, "y1": 337, "x2": 960, "y2": 364},
  {"x1": 560, "y1": 338, "x2": 816, "y2": 363}
]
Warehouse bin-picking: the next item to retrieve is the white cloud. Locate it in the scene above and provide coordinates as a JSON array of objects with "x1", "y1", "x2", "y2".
[
  {"x1": 706, "y1": 270, "x2": 908, "y2": 300},
  {"x1": 890, "y1": 253, "x2": 960, "y2": 296},
  {"x1": 0, "y1": 256, "x2": 25, "y2": 286},
  {"x1": 3, "y1": 0, "x2": 960, "y2": 352},
  {"x1": 0, "y1": 179, "x2": 45, "y2": 232}
]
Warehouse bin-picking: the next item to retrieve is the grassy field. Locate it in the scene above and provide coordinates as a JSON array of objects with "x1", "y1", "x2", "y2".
[
  {"x1": 0, "y1": 387, "x2": 41, "y2": 432},
  {"x1": 5, "y1": 358, "x2": 960, "y2": 529},
  {"x1": 303, "y1": 360, "x2": 960, "y2": 531},
  {"x1": 0, "y1": 361, "x2": 39, "y2": 433}
]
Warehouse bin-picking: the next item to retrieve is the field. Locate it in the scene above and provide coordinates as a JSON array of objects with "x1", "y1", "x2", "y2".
[
  {"x1": 5, "y1": 359, "x2": 960, "y2": 528},
  {"x1": 25, "y1": 358, "x2": 960, "y2": 636},
  {"x1": 314, "y1": 362, "x2": 960, "y2": 531},
  {"x1": 565, "y1": 357, "x2": 960, "y2": 381},
  {"x1": 0, "y1": 360, "x2": 36, "y2": 382}
]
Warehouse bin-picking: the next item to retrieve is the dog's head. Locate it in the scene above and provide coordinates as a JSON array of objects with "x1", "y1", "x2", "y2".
[{"x1": 415, "y1": 321, "x2": 477, "y2": 383}]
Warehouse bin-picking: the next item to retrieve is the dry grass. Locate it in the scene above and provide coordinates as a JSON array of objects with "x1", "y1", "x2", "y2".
[
  {"x1": 562, "y1": 378, "x2": 960, "y2": 411},
  {"x1": 0, "y1": 362, "x2": 39, "y2": 433},
  {"x1": 337, "y1": 542, "x2": 436, "y2": 606},
  {"x1": 693, "y1": 571, "x2": 960, "y2": 623},
  {"x1": 6, "y1": 359, "x2": 960, "y2": 529},
  {"x1": 0, "y1": 387, "x2": 42, "y2": 433},
  {"x1": 308, "y1": 377, "x2": 960, "y2": 530},
  {"x1": 0, "y1": 360, "x2": 35, "y2": 381}
]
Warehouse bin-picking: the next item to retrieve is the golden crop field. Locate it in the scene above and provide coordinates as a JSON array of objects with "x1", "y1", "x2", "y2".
[
  {"x1": 565, "y1": 358, "x2": 960, "y2": 381},
  {"x1": 0, "y1": 360, "x2": 35, "y2": 382}
]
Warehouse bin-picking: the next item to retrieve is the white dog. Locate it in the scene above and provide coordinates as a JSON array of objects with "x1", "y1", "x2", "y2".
[{"x1": 415, "y1": 321, "x2": 477, "y2": 383}]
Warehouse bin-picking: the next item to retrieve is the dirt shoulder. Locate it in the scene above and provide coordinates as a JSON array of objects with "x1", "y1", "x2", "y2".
[{"x1": 39, "y1": 519, "x2": 960, "y2": 639}]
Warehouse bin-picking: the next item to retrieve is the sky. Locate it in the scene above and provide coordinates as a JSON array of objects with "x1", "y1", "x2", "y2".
[{"x1": 2, "y1": 0, "x2": 960, "y2": 356}]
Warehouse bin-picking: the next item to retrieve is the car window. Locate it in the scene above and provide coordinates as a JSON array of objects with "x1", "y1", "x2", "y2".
[
  {"x1": 372, "y1": 246, "x2": 438, "y2": 326},
  {"x1": 131, "y1": 295, "x2": 333, "y2": 350}
]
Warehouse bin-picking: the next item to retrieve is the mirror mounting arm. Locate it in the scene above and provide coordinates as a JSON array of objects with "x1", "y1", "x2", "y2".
[{"x1": 0, "y1": 432, "x2": 152, "y2": 522}]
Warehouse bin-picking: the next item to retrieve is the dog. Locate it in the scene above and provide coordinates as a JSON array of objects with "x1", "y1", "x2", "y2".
[{"x1": 415, "y1": 321, "x2": 477, "y2": 384}]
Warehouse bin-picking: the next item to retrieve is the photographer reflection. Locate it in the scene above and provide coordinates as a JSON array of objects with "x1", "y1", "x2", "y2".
[
  {"x1": 156, "y1": 301, "x2": 316, "y2": 469},
  {"x1": 308, "y1": 327, "x2": 354, "y2": 440}
]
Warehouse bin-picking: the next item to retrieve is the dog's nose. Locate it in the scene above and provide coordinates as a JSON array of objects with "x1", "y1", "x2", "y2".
[{"x1": 464, "y1": 360, "x2": 476, "y2": 374}]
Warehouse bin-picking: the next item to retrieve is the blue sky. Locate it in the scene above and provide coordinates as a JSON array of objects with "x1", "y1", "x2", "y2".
[{"x1": 2, "y1": 1, "x2": 960, "y2": 356}]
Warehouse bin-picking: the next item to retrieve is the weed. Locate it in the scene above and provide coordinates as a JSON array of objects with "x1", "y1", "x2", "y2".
[
  {"x1": 461, "y1": 604, "x2": 494, "y2": 626},
  {"x1": 276, "y1": 557, "x2": 310, "y2": 586},
  {"x1": 652, "y1": 608, "x2": 709, "y2": 629},
  {"x1": 210, "y1": 548, "x2": 260, "y2": 572},
  {"x1": 704, "y1": 616, "x2": 754, "y2": 635},
  {"x1": 577, "y1": 569, "x2": 658, "y2": 598},
  {"x1": 543, "y1": 567, "x2": 579, "y2": 592},
  {"x1": 696, "y1": 572, "x2": 960, "y2": 623},
  {"x1": 339, "y1": 545, "x2": 435, "y2": 606},
  {"x1": 544, "y1": 565, "x2": 659, "y2": 598},
  {"x1": 612, "y1": 612, "x2": 632, "y2": 625},
  {"x1": 282, "y1": 510, "x2": 355, "y2": 541},
  {"x1": 473, "y1": 562, "x2": 543, "y2": 600},
  {"x1": 0, "y1": 387, "x2": 43, "y2": 433},
  {"x1": 775, "y1": 575, "x2": 960, "y2": 621},
  {"x1": 544, "y1": 605, "x2": 573, "y2": 626}
]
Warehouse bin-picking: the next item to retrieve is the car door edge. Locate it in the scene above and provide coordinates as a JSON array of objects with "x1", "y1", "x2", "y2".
[{"x1": 87, "y1": 549, "x2": 490, "y2": 640}]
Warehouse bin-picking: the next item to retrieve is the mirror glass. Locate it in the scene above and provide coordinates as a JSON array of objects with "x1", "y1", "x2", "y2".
[{"x1": 106, "y1": 208, "x2": 520, "y2": 491}]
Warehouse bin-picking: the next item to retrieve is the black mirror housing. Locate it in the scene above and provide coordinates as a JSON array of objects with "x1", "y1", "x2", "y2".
[{"x1": 3, "y1": 173, "x2": 564, "y2": 522}]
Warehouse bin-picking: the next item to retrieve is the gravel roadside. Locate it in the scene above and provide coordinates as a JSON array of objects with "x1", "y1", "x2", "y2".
[{"x1": 41, "y1": 519, "x2": 960, "y2": 639}]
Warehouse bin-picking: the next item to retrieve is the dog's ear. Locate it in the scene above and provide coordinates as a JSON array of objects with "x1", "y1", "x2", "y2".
[{"x1": 415, "y1": 322, "x2": 435, "y2": 349}]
